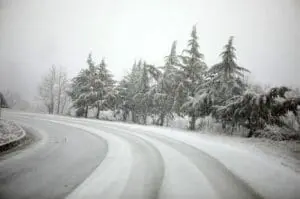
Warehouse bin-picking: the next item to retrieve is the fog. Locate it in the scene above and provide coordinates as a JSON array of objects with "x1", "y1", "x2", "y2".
[{"x1": 0, "y1": 0, "x2": 299, "y2": 100}]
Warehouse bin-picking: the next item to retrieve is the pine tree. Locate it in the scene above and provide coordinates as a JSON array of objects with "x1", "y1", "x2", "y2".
[
  {"x1": 133, "y1": 61, "x2": 151, "y2": 124},
  {"x1": 115, "y1": 60, "x2": 142, "y2": 123},
  {"x1": 115, "y1": 77, "x2": 131, "y2": 121},
  {"x1": 69, "y1": 69, "x2": 90, "y2": 117},
  {"x1": 217, "y1": 86, "x2": 300, "y2": 138},
  {"x1": 174, "y1": 25, "x2": 207, "y2": 130},
  {"x1": 206, "y1": 37, "x2": 250, "y2": 128},
  {"x1": 69, "y1": 53, "x2": 98, "y2": 118},
  {"x1": 147, "y1": 41, "x2": 180, "y2": 126},
  {"x1": 209, "y1": 36, "x2": 249, "y2": 80},
  {"x1": 94, "y1": 58, "x2": 116, "y2": 118}
]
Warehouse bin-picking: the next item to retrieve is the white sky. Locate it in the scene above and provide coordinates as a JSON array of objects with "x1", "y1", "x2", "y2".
[{"x1": 0, "y1": 0, "x2": 299, "y2": 100}]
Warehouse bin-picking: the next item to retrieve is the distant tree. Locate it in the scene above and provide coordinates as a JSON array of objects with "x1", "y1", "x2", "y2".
[
  {"x1": 39, "y1": 65, "x2": 57, "y2": 114},
  {"x1": 55, "y1": 67, "x2": 68, "y2": 114},
  {"x1": 39, "y1": 65, "x2": 69, "y2": 114},
  {"x1": 2, "y1": 90, "x2": 19, "y2": 108}
]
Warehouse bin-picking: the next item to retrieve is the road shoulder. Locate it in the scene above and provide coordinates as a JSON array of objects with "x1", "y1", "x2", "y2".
[{"x1": 0, "y1": 125, "x2": 39, "y2": 158}]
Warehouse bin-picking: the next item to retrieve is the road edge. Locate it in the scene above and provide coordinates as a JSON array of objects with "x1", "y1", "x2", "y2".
[{"x1": 0, "y1": 121, "x2": 26, "y2": 153}]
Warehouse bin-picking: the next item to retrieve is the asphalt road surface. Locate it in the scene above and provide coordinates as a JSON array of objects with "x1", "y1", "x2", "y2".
[
  {"x1": 0, "y1": 110, "x2": 289, "y2": 199},
  {"x1": 0, "y1": 113, "x2": 107, "y2": 199}
]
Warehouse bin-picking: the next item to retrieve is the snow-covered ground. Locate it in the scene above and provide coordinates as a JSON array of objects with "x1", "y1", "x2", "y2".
[
  {"x1": 96, "y1": 121, "x2": 300, "y2": 199},
  {"x1": 4, "y1": 110, "x2": 300, "y2": 199},
  {"x1": 0, "y1": 119, "x2": 24, "y2": 146}
]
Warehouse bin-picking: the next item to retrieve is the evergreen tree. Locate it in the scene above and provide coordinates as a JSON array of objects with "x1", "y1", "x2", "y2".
[
  {"x1": 115, "y1": 77, "x2": 131, "y2": 121},
  {"x1": 209, "y1": 36, "x2": 249, "y2": 80},
  {"x1": 174, "y1": 25, "x2": 207, "y2": 130},
  {"x1": 69, "y1": 53, "x2": 98, "y2": 117},
  {"x1": 115, "y1": 60, "x2": 142, "y2": 123},
  {"x1": 69, "y1": 68, "x2": 91, "y2": 117},
  {"x1": 133, "y1": 61, "x2": 151, "y2": 124},
  {"x1": 147, "y1": 41, "x2": 180, "y2": 126},
  {"x1": 217, "y1": 86, "x2": 300, "y2": 138},
  {"x1": 94, "y1": 58, "x2": 116, "y2": 118},
  {"x1": 205, "y1": 37, "x2": 250, "y2": 128}
]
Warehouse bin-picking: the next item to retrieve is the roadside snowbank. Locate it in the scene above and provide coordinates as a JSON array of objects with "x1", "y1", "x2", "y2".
[{"x1": 0, "y1": 119, "x2": 25, "y2": 147}]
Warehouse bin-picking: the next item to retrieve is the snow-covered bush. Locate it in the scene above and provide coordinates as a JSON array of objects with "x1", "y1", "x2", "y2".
[{"x1": 216, "y1": 86, "x2": 300, "y2": 139}]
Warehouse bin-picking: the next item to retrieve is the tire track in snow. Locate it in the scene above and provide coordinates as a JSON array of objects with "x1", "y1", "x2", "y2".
[
  {"x1": 15, "y1": 116, "x2": 165, "y2": 199},
  {"x1": 8, "y1": 113, "x2": 263, "y2": 199},
  {"x1": 99, "y1": 124, "x2": 264, "y2": 199},
  {"x1": 98, "y1": 125, "x2": 165, "y2": 199},
  {"x1": 76, "y1": 122, "x2": 220, "y2": 199}
]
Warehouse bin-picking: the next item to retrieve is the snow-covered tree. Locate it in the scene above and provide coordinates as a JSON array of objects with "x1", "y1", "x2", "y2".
[
  {"x1": 203, "y1": 36, "x2": 250, "y2": 129},
  {"x1": 133, "y1": 61, "x2": 151, "y2": 124},
  {"x1": 69, "y1": 53, "x2": 116, "y2": 118},
  {"x1": 174, "y1": 25, "x2": 207, "y2": 130},
  {"x1": 147, "y1": 41, "x2": 180, "y2": 126},
  {"x1": 69, "y1": 68, "x2": 91, "y2": 117},
  {"x1": 69, "y1": 53, "x2": 94, "y2": 117},
  {"x1": 126, "y1": 60, "x2": 143, "y2": 122},
  {"x1": 39, "y1": 65, "x2": 70, "y2": 115},
  {"x1": 209, "y1": 36, "x2": 249, "y2": 80},
  {"x1": 216, "y1": 86, "x2": 300, "y2": 138},
  {"x1": 115, "y1": 61, "x2": 140, "y2": 122},
  {"x1": 115, "y1": 77, "x2": 131, "y2": 121},
  {"x1": 94, "y1": 58, "x2": 116, "y2": 118},
  {"x1": 116, "y1": 60, "x2": 154, "y2": 124},
  {"x1": 39, "y1": 65, "x2": 57, "y2": 114},
  {"x1": 54, "y1": 67, "x2": 68, "y2": 114}
]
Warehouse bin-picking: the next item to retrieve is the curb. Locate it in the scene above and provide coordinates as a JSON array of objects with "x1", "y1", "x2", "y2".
[{"x1": 0, "y1": 122, "x2": 26, "y2": 153}]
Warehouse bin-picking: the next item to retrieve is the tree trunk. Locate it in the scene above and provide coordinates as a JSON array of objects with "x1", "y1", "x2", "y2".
[
  {"x1": 189, "y1": 115, "x2": 196, "y2": 130},
  {"x1": 247, "y1": 129, "x2": 254, "y2": 137},
  {"x1": 159, "y1": 113, "x2": 165, "y2": 126},
  {"x1": 142, "y1": 114, "x2": 147, "y2": 125},
  {"x1": 60, "y1": 96, "x2": 67, "y2": 115},
  {"x1": 56, "y1": 81, "x2": 61, "y2": 114},
  {"x1": 247, "y1": 118, "x2": 254, "y2": 137},
  {"x1": 122, "y1": 110, "x2": 127, "y2": 121},
  {"x1": 56, "y1": 97, "x2": 60, "y2": 114},
  {"x1": 96, "y1": 103, "x2": 100, "y2": 119},
  {"x1": 84, "y1": 106, "x2": 88, "y2": 118},
  {"x1": 222, "y1": 121, "x2": 226, "y2": 130},
  {"x1": 132, "y1": 111, "x2": 136, "y2": 123}
]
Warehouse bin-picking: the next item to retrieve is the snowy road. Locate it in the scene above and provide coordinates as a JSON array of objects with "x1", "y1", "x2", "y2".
[{"x1": 1, "y1": 110, "x2": 300, "y2": 199}]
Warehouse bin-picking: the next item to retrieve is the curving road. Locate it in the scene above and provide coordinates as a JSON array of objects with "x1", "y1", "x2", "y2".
[
  {"x1": 0, "y1": 114, "x2": 108, "y2": 199},
  {"x1": 1, "y1": 110, "x2": 300, "y2": 199}
]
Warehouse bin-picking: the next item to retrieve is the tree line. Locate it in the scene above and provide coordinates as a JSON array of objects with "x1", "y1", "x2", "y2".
[{"x1": 40, "y1": 25, "x2": 300, "y2": 138}]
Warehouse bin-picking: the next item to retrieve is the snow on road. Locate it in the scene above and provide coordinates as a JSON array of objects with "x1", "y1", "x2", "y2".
[
  {"x1": 4, "y1": 111, "x2": 300, "y2": 199},
  {"x1": 40, "y1": 120, "x2": 133, "y2": 199}
]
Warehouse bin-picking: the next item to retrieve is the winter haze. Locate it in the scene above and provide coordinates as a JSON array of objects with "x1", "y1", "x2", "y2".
[{"x1": 0, "y1": 0, "x2": 299, "y2": 100}]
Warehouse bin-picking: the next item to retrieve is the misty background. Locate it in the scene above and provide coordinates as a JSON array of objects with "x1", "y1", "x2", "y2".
[{"x1": 0, "y1": 0, "x2": 299, "y2": 101}]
